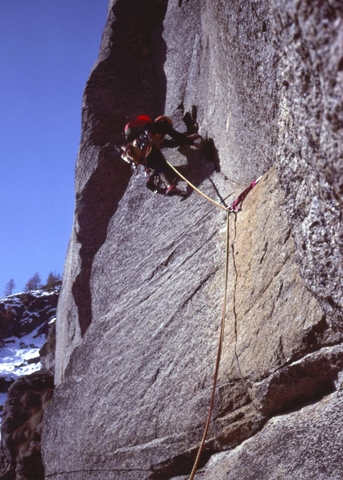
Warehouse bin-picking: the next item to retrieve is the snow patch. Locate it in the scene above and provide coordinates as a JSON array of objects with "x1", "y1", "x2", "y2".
[
  {"x1": 0, "y1": 326, "x2": 46, "y2": 380},
  {"x1": 0, "y1": 287, "x2": 60, "y2": 303}
]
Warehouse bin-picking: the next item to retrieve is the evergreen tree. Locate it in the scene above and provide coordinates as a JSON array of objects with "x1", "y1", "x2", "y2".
[
  {"x1": 4, "y1": 278, "x2": 15, "y2": 296},
  {"x1": 24, "y1": 272, "x2": 42, "y2": 292},
  {"x1": 45, "y1": 271, "x2": 62, "y2": 290}
]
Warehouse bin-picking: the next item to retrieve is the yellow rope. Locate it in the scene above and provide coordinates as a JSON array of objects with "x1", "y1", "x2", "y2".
[
  {"x1": 188, "y1": 210, "x2": 230, "y2": 479},
  {"x1": 166, "y1": 161, "x2": 228, "y2": 211},
  {"x1": 167, "y1": 161, "x2": 232, "y2": 478}
]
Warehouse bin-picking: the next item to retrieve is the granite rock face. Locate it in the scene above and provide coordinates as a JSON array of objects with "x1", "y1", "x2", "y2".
[
  {"x1": 42, "y1": 0, "x2": 343, "y2": 479},
  {"x1": 274, "y1": 0, "x2": 343, "y2": 330},
  {"x1": 192, "y1": 387, "x2": 343, "y2": 480}
]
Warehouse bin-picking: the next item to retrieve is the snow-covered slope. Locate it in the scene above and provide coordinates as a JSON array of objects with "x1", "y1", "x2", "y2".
[
  {"x1": 0, "y1": 289, "x2": 58, "y2": 422},
  {"x1": 0, "y1": 324, "x2": 50, "y2": 379}
]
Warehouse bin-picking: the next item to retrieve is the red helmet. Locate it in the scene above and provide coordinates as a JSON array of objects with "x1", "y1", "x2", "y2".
[{"x1": 124, "y1": 115, "x2": 152, "y2": 141}]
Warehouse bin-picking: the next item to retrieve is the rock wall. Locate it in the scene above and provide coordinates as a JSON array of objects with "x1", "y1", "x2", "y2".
[
  {"x1": 274, "y1": 0, "x2": 343, "y2": 323},
  {"x1": 42, "y1": 1, "x2": 343, "y2": 479},
  {"x1": 0, "y1": 373, "x2": 53, "y2": 480}
]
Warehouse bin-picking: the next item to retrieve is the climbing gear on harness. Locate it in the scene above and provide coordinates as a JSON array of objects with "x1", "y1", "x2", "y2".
[
  {"x1": 121, "y1": 144, "x2": 142, "y2": 165},
  {"x1": 121, "y1": 140, "x2": 152, "y2": 168}
]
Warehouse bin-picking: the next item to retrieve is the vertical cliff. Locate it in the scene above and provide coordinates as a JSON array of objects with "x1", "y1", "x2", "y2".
[{"x1": 42, "y1": 1, "x2": 343, "y2": 479}]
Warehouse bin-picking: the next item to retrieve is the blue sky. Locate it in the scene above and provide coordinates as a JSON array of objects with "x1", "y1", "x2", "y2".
[{"x1": 0, "y1": 0, "x2": 108, "y2": 294}]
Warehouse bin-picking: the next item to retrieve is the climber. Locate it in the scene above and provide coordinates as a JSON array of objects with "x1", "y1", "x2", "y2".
[
  {"x1": 122, "y1": 114, "x2": 205, "y2": 195},
  {"x1": 124, "y1": 114, "x2": 201, "y2": 149},
  {"x1": 121, "y1": 130, "x2": 182, "y2": 195}
]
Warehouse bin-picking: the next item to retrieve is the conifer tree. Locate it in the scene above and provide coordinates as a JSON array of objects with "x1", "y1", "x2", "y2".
[
  {"x1": 24, "y1": 272, "x2": 42, "y2": 292},
  {"x1": 45, "y1": 271, "x2": 61, "y2": 290},
  {"x1": 4, "y1": 279, "x2": 15, "y2": 296}
]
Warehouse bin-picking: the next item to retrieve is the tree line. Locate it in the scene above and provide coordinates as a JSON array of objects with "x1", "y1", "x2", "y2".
[{"x1": 3, "y1": 272, "x2": 62, "y2": 296}]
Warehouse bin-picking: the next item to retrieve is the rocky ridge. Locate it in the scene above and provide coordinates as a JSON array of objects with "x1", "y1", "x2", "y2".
[
  {"x1": 0, "y1": 290, "x2": 58, "y2": 386},
  {"x1": 42, "y1": 1, "x2": 343, "y2": 479},
  {"x1": 0, "y1": 290, "x2": 58, "y2": 479}
]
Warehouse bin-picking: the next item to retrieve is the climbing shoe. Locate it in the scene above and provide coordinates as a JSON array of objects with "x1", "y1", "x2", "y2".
[{"x1": 166, "y1": 184, "x2": 180, "y2": 196}]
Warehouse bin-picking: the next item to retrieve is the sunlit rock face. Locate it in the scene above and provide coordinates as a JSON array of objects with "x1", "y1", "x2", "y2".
[{"x1": 42, "y1": 0, "x2": 343, "y2": 479}]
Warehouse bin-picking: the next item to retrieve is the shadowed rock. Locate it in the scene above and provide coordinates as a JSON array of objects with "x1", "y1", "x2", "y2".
[
  {"x1": 42, "y1": 0, "x2": 343, "y2": 479},
  {"x1": 0, "y1": 373, "x2": 54, "y2": 480}
]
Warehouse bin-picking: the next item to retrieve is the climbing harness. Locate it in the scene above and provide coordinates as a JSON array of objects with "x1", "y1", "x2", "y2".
[{"x1": 166, "y1": 162, "x2": 262, "y2": 479}]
